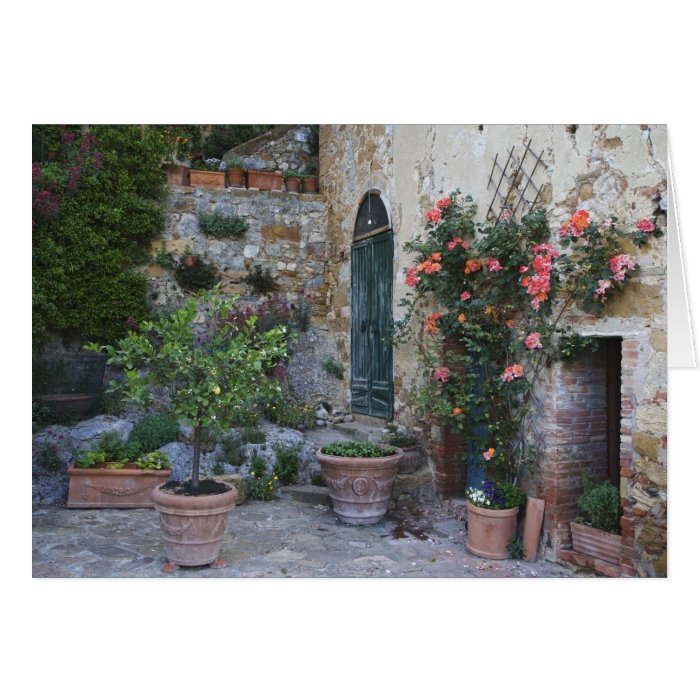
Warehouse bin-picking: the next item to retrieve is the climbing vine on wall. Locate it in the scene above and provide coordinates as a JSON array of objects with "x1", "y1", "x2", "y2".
[{"x1": 32, "y1": 125, "x2": 171, "y2": 351}]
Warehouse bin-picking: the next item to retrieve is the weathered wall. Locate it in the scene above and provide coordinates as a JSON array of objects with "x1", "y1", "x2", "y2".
[
  {"x1": 223, "y1": 125, "x2": 317, "y2": 174},
  {"x1": 320, "y1": 124, "x2": 667, "y2": 576},
  {"x1": 144, "y1": 184, "x2": 343, "y2": 408}
]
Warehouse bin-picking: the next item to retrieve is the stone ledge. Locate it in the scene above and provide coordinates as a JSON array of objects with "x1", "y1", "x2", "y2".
[
  {"x1": 280, "y1": 485, "x2": 331, "y2": 507},
  {"x1": 167, "y1": 184, "x2": 324, "y2": 201},
  {"x1": 558, "y1": 548, "x2": 621, "y2": 577}
]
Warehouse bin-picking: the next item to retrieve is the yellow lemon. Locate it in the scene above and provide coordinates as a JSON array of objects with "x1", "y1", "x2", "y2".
[
  {"x1": 210, "y1": 369, "x2": 217, "y2": 376},
  {"x1": 213, "y1": 386, "x2": 221, "y2": 395}
]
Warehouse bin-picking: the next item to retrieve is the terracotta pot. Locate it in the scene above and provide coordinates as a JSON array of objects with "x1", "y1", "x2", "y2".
[
  {"x1": 301, "y1": 177, "x2": 318, "y2": 193},
  {"x1": 570, "y1": 521, "x2": 622, "y2": 565},
  {"x1": 189, "y1": 169, "x2": 226, "y2": 189},
  {"x1": 247, "y1": 169, "x2": 283, "y2": 191},
  {"x1": 226, "y1": 167, "x2": 245, "y2": 188},
  {"x1": 162, "y1": 164, "x2": 189, "y2": 186},
  {"x1": 67, "y1": 464, "x2": 172, "y2": 508},
  {"x1": 284, "y1": 177, "x2": 301, "y2": 193},
  {"x1": 466, "y1": 502, "x2": 519, "y2": 559},
  {"x1": 151, "y1": 483, "x2": 238, "y2": 566},
  {"x1": 38, "y1": 393, "x2": 100, "y2": 421},
  {"x1": 316, "y1": 448, "x2": 402, "y2": 525},
  {"x1": 396, "y1": 444, "x2": 422, "y2": 474}
]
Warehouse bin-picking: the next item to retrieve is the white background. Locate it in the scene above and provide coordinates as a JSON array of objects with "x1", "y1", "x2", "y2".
[{"x1": 6, "y1": 2, "x2": 698, "y2": 698}]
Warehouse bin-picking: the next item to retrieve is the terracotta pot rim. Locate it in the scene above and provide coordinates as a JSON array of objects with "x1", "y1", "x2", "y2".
[
  {"x1": 189, "y1": 169, "x2": 225, "y2": 175},
  {"x1": 316, "y1": 447, "x2": 403, "y2": 465},
  {"x1": 152, "y1": 481, "x2": 237, "y2": 510},
  {"x1": 466, "y1": 501, "x2": 520, "y2": 518},
  {"x1": 68, "y1": 464, "x2": 172, "y2": 476}
]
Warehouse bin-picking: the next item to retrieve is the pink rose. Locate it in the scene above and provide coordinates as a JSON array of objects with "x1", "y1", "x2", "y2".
[{"x1": 636, "y1": 219, "x2": 655, "y2": 232}]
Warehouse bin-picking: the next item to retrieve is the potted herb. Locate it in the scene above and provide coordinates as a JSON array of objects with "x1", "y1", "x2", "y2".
[
  {"x1": 189, "y1": 157, "x2": 226, "y2": 189},
  {"x1": 382, "y1": 424, "x2": 422, "y2": 474},
  {"x1": 223, "y1": 158, "x2": 246, "y2": 188},
  {"x1": 316, "y1": 440, "x2": 403, "y2": 525},
  {"x1": 301, "y1": 163, "x2": 319, "y2": 193},
  {"x1": 465, "y1": 479, "x2": 527, "y2": 559},
  {"x1": 67, "y1": 431, "x2": 173, "y2": 508},
  {"x1": 570, "y1": 474, "x2": 623, "y2": 565},
  {"x1": 86, "y1": 286, "x2": 288, "y2": 570},
  {"x1": 283, "y1": 170, "x2": 304, "y2": 193}
]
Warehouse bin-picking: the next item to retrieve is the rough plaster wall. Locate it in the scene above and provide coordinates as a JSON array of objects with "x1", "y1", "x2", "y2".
[{"x1": 321, "y1": 124, "x2": 667, "y2": 574}]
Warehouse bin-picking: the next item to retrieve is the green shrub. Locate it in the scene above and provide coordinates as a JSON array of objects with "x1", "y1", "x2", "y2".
[
  {"x1": 127, "y1": 414, "x2": 180, "y2": 455},
  {"x1": 576, "y1": 474, "x2": 622, "y2": 534},
  {"x1": 321, "y1": 441, "x2": 396, "y2": 459},
  {"x1": 95, "y1": 431, "x2": 131, "y2": 461},
  {"x1": 240, "y1": 426, "x2": 266, "y2": 444},
  {"x1": 247, "y1": 453, "x2": 277, "y2": 501},
  {"x1": 173, "y1": 255, "x2": 220, "y2": 292},
  {"x1": 197, "y1": 211, "x2": 248, "y2": 239},
  {"x1": 134, "y1": 450, "x2": 172, "y2": 471},
  {"x1": 321, "y1": 357, "x2": 344, "y2": 380},
  {"x1": 283, "y1": 170, "x2": 304, "y2": 179},
  {"x1": 260, "y1": 394, "x2": 316, "y2": 431},
  {"x1": 245, "y1": 265, "x2": 279, "y2": 295},
  {"x1": 230, "y1": 402, "x2": 260, "y2": 427},
  {"x1": 220, "y1": 434, "x2": 246, "y2": 466},
  {"x1": 37, "y1": 440, "x2": 63, "y2": 472},
  {"x1": 273, "y1": 443, "x2": 302, "y2": 485},
  {"x1": 32, "y1": 125, "x2": 168, "y2": 351}
]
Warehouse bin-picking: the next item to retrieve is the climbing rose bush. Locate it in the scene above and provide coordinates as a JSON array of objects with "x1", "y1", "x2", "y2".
[{"x1": 394, "y1": 191, "x2": 663, "y2": 484}]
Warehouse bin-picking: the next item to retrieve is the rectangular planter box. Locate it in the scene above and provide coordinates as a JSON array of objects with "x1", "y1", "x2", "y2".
[
  {"x1": 189, "y1": 169, "x2": 226, "y2": 189},
  {"x1": 162, "y1": 164, "x2": 190, "y2": 186},
  {"x1": 246, "y1": 169, "x2": 283, "y2": 191},
  {"x1": 570, "y1": 521, "x2": 622, "y2": 565},
  {"x1": 67, "y1": 464, "x2": 172, "y2": 508}
]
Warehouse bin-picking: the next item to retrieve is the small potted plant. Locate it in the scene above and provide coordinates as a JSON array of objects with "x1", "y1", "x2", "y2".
[
  {"x1": 86, "y1": 286, "x2": 289, "y2": 571},
  {"x1": 301, "y1": 163, "x2": 319, "y2": 193},
  {"x1": 283, "y1": 170, "x2": 304, "y2": 193},
  {"x1": 189, "y1": 157, "x2": 226, "y2": 189},
  {"x1": 316, "y1": 440, "x2": 403, "y2": 525},
  {"x1": 224, "y1": 158, "x2": 246, "y2": 188},
  {"x1": 67, "y1": 430, "x2": 173, "y2": 508},
  {"x1": 570, "y1": 474, "x2": 623, "y2": 565},
  {"x1": 465, "y1": 479, "x2": 527, "y2": 559},
  {"x1": 382, "y1": 424, "x2": 422, "y2": 474}
]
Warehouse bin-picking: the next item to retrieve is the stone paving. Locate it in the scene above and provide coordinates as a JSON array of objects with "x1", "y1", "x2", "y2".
[{"x1": 32, "y1": 493, "x2": 579, "y2": 578}]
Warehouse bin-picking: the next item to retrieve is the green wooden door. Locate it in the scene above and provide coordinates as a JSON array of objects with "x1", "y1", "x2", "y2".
[{"x1": 351, "y1": 230, "x2": 393, "y2": 419}]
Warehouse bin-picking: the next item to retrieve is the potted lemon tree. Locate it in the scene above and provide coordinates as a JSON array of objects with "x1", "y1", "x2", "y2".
[{"x1": 86, "y1": 286, "x2": 288, "y2": 571}]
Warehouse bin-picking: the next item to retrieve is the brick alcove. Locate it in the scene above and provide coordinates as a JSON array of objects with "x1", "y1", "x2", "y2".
[{"x1": 539, "y1": 338, "x2": 638, "y2": 575}]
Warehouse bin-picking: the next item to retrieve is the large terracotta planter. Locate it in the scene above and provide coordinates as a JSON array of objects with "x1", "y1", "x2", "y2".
[
  {"x1": 151, "y1": 483, "x2": 238, "y2": 566},
  {"x1": 396, "y1": 444, "x2": 422, "y2": 474},
  {"x1": 247, "y1": 169, "x2": 283, "y2": 191},
  {"x1": 570, "y1": 521, "x2": 622, "y2": 565},
  {"x1": 226, "y1": 167, "x2": 245, "y2": 188},
  {"x1": 67, "y1": 464, "x2": 172, "y2": 508},
  {"x1": 38, "y1": 393, "x2": 100, "y2": 421},
  {"x1": 316, "y1": 448, "x2": 403, "y2": 525},
  {"x1": 189, "y1": 169, "x2": 226, "y2": 189},
  {"x1": 466, "y1": 502, "x2": 519, "y2": 559}
]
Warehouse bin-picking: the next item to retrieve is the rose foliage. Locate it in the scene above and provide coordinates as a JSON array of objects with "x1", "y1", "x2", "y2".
[{"x1": 394, "y1": 191, "x2": 663, "y2": 484}]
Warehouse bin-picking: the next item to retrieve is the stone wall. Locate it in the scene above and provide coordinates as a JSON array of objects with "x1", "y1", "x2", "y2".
[
  {"x1": 143, "y1": 184, "x2": 343, "y2": 408},
  {"x1": 223, "y1": 125, "x2": 317, "y2": 175},
  {"x1": 319, "y1": 124, "x2": 668, "y2": 576}
]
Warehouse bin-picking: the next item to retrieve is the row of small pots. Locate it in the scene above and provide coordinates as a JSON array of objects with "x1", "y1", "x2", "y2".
[{"x1": 163, "y1": 164, "x2": 319, "y2": 193}]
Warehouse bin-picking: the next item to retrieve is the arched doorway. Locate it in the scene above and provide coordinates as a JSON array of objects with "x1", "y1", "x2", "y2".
[{"x1": 351, "y1": 192, "x2": 393, "y2": 419}]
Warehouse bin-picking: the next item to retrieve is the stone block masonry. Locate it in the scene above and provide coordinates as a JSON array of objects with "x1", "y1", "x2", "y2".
[{"x1": 144, "y1": 185, "x2": 345, "y2": 409}]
